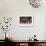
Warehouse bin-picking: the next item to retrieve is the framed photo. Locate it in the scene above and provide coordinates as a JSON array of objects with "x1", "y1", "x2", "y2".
[{"x1": 19, "y1": 15, "x2": 33, "y2": 26}]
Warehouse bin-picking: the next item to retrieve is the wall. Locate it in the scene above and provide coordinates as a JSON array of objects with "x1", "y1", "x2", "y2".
[
  {"x1": 0, "y1": 0, "x2": 46, "y2": 40},
  {"x1": 8, "y1": 15, "x2": 45, "y2": 40},
  {"x1": 0, "y1": 15, "x2": 45, "y2": 40},
  {"x1": 44, "y1": 16, "x2": 46, "y2": 40}
]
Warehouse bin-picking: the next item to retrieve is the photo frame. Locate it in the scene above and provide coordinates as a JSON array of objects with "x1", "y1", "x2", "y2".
[{"x1": 19, "y1": 15, "x2": 33, "y2": 26}]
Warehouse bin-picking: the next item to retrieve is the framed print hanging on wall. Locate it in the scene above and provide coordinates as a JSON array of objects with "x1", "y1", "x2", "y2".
[{"x1": 19, "y1": 15, "x2": 33, "y2": 26}]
